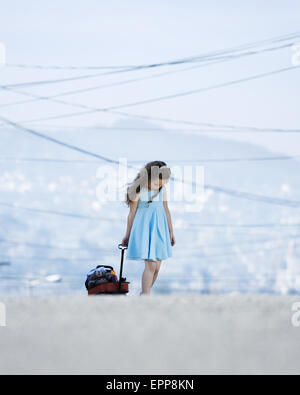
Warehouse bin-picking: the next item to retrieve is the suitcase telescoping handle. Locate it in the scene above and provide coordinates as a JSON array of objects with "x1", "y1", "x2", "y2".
[{"x1": 118, "y1": 244, "x2": 128, "y2": 291}]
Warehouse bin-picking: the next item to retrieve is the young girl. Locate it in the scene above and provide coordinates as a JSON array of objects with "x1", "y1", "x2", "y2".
[{"x1": 122, "y1": 161, "x2": 175, "y2": 295}]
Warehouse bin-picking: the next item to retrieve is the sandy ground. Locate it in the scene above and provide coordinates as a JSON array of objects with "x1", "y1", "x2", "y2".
[{"x1": 0, "y1": 295, "x2": 300, "y2": 375}]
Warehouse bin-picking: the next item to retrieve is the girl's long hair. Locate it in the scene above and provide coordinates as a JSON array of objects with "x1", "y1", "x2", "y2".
[{"x1": 125, "y1": 161, "x2": 171, "y2": 207}]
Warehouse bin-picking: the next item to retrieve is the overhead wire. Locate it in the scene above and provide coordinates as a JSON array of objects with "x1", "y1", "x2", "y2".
[
  {"x1": 1, "y1": 114, "x2": 300, "y2": 208},
  {"x1": 0, "y1": 40, "x2": 296, "y2": 110},
  {"x1": 1, "y1": 153, "x2": 300, "y2": 164},
  {"x1": 4, "y1": 30, "x2": 300, "y2": 72},
  {"x1": 1, "y1": 65, "x2": 299, "y2": 130}
]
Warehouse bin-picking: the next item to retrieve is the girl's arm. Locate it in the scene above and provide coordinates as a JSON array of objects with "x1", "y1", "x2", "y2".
[
  {"x1": 122, "y1": 195, "x2": 139, "y2": 246},
  {"x1": 163, "y1": 186, "x2": 176, "y2": 246}
]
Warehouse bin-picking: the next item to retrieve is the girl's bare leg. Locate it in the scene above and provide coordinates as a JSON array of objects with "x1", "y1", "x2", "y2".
[
  {"x1": 151, "y1": 260, "x2": 162, "y2": 287},
  {"x1": 141, "y1": 260, "x2": 157, "y2": 295}
]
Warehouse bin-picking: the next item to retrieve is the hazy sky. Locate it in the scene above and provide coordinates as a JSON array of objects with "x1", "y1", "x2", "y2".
[{"x1": 0, "y1": 0, "x2": 300, "y2": 155}]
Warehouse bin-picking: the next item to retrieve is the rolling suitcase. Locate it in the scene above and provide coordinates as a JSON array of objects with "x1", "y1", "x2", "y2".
[{"x1": 87, "y1": 244, "x2": 130, "y2": 295}]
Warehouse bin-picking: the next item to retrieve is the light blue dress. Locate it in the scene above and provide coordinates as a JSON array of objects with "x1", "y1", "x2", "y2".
[{"x1": 127, "y1": 187, "x2": 172, "y2": 261}]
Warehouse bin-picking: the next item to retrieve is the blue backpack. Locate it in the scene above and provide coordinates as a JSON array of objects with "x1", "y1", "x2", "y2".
[{"x1": 85, "y1": 265, "x2": 118, "y2": 291}]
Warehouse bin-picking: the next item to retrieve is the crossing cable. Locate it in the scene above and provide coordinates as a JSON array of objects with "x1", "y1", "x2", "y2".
[
  {"x1": 0, "y1": 241, "x2": 298, "y2": 265},
  {"x1": 1, "y1": 204, "x2": 300, "y2": 228},
  {"x1": 1, "y1": 232, "x2": 300, "y2": 253},
  {"x1": 1, "y1": 153, "x2": 300, "y2": 164},
  {"x1": 0, "y1": 237, "x2": 109, "y2": 252},
  {"x1": 1, "y1": 114, "x2": 300, "y2": 208},
  {"x1": 0, "y1": 201, "x2": 113, "y2": 221},
  {"x1": 1, "y1": 65, "x2": 300, "y2": 133},
  {"x1": 2, "y1": 41, "x2": 281, "y2": 90},
  {"x1": 4, "y1": 30, "x2": 300, "y2": 71},
  {"x1": 0, "y1": 40, "x2": 296, "y2": 110}
]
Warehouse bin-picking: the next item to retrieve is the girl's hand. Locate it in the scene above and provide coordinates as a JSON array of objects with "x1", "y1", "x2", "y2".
[
  {"x1": 170, "y1": 232, "x2": 176, "y2": 246},
  {"x1": 122, "y1": 236, "x2": 129, "y2": 247}
]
